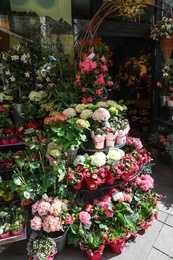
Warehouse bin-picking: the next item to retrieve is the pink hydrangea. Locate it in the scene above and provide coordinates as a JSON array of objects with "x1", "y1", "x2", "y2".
[
  {"x1": 37, "y1": 200, "x2": 51, "y2": 216},
  {"x1": 92, "y1": 107, "x2": 110, "y2": 122},
  {"x1": 79, "y1": 211, "x2": 91, "y2": 224},
  {"x1": 49, "y1": 198, "x2": 62, "y2": 216},
  {"x1": 43, "y1": 215, "x2": 62, "y2": 233},
  {"x1": 30, "y1": 216, "x2": 42, "y2": 231}
]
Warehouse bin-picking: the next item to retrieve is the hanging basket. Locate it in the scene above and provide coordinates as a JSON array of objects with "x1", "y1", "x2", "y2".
[{"x1": 160, "y1": 35, "x2": 173, "y2": 63}]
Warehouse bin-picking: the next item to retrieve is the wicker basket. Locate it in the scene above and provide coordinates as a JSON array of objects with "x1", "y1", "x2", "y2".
[{"x1": 160, "y1": 36, "x2": 173, "y2": 63}]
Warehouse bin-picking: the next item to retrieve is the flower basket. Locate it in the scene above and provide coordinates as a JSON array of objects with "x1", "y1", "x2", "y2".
[{"x1": 160, "y1": 35, "x2": 173, "y2": 63}]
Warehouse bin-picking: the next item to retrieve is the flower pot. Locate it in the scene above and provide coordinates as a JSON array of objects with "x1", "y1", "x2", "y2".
[
  {"x1": 92, "y1": 135, "x2": 105, "y2": 149},
  {"x1": 71, "y1": 176, "x2": 84, "y2": 190},
  {"x1": 65, "y1": 149, "x2": 78, "y2": 164},
  {"x1": 53, "y1": 229, "x2": 68, "y2": 254},
  {"x1": 12, "y1": 229, "x2": 23, "y2": 236},
  {"x1": 105, "y1": 132, "x2": 117, "y2": 147},
  {"x1": 1, "y1": 139, "x2": 9, "y2": 145},
  {"x1": 0, "y1": 231, "x2": 10, "y2": 239},
  {"x1": 85, "y1": 244, "x2": 105, "y2": 260},
  {"x1": 115, "y1": 136, "x2": 126, "y2": 145},
  {"x1": 160, "y1": 35, "x2": 173, "y2": 64},
  {"x1": 9, "y1": 138, "x2": 18, "y2": 144},
  {"x1": 85, "y1": 179, "x2": 99, "y2": 190},
  {"x1": 12, "y1": 103, "x2": 25, "y2": 124},
  {"x1": 109, "y1": 238, "x2": 125, "y2": 254}
]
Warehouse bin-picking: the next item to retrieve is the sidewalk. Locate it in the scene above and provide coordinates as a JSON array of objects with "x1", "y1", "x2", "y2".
[{"x1": 0, "y1": 158, "x2": 173, "y2": 260}]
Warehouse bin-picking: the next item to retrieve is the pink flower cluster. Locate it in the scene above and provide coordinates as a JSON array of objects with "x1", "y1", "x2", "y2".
[
  {"x1": 135, "y1": 174, "x2": 154, "y2": 191},
  {"x1": 92, "y1": 108, "x2": 110, "y2": 122},
  {"x1": 30, "y1": 197, "x2": 75, "y2": 233}
]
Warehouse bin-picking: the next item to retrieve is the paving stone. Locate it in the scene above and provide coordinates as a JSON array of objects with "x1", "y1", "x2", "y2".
[
  {"x1": 146, "y1": 248, "x2": 169, "y2": 260},
  {"x1": 157, "y1": 210, "x2": 169, "y2": 223},
  {"x1": 165, "y1": 214, "x2": 173, "y2": 227},
  {"x1": 154, "y1": 224, "x2": 173, "y2": 258}
]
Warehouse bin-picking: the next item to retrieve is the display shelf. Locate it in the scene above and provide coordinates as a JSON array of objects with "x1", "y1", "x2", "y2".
[
  {"x1": 70, "y1": 165, "x2": 144, "y2": 203},
  {"x1": 154, "y1": 117, "x2": 173, "y2": 126},
  {"x1": 83, "y1": 141, "x2": 126, "y2": 153},
  {"x1": 0, "y1": 225, "x2": 27, "y2": 246},
  {"x1": 0, "y1": 141, "x2": 25, "y2": 148}
]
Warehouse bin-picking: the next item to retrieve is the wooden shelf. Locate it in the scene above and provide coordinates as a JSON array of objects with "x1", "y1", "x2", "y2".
[
  {"x1": 0, "y1": 141, "x2": 25, "y2": 148},
  {"x1": 154, "y1": 118, "x2": 173, "y2": 126},
  {"x1": 0, "y1": 225, "x2": 27, "y2": 246}
]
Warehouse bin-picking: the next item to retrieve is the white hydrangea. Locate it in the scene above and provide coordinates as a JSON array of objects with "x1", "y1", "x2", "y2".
[
  {"x1": 73, "y1": 155, "x2": 86, "y2": 166},
  {"x1": 90, "y1": 152, "x2": 106, "y2": 167},
  {"x1": 107, "y1": 148, "x2": 125, "y2": 163}
]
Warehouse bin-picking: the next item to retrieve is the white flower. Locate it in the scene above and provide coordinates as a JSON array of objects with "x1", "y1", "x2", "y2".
[
  {"x1": 24, "y1": 191, "x2": 31, "y2": 199},
  {"x1": 10, "y1": 76, "x2": 16, "y2": 82},
  {"x1": 73, "y1": 155, "x2": 86, "y2": 166},
  {"x1": 25, "y1": 72, "x2": 30, "y2": 77},
  {"x1": 90, "y1": 152, "x2": 106, "y2": 167},
  {"x1": 107, "y1": 148, "x2": 125, "y2": 162}
]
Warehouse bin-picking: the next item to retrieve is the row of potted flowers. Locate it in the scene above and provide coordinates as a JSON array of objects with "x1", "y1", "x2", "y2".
[
  {"x1": 25, "y1": 172, "x2": 162, "y2": 259},
  {"x1": 0, "y1": 201, "x2": 28, "y2": 239}
]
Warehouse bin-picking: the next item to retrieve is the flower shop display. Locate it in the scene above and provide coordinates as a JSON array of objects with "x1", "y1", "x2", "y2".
[
  {"x1": 150, "y1": 16, "x2": 173, "y2": 63},
  {"x1": 0, "y1": 35, "x2": 162, "y2": 260}
]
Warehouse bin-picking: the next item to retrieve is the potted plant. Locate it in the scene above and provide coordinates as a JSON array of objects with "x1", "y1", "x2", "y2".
[
  {"x1": 44, "y1": 112, "x2": 90, "y2": 163},
  {"x1": 27, "y1": 232, "x2": 57, "y2": 260},
  {"x1": 8, "y1": 133, "x2": 18, "y2": 144},
  {"x1": 0, "y1": 134, "x2": 10, "y2": 145},
  {"x1": 0, "y1": 223, "x2": 11, "y2": 239},
  {"x1": 151, "y1": 16, "x2": 173, "y2": 63}
]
